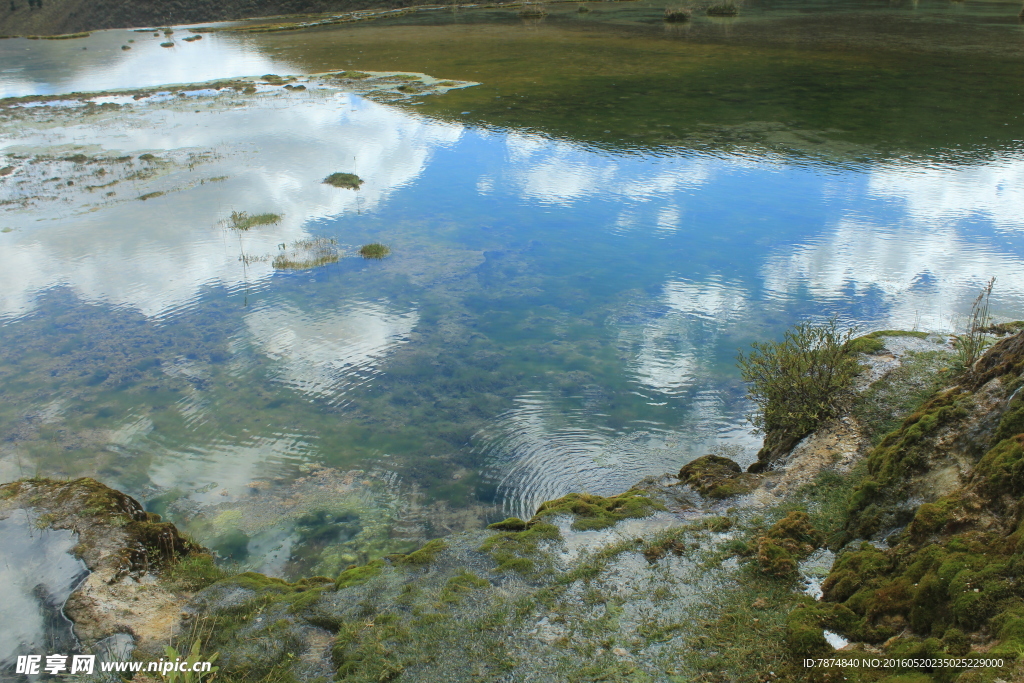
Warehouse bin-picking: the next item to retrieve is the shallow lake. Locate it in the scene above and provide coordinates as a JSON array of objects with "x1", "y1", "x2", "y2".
[{"x1": 2, "y1": 0, "x2": 1024, "y2": 580}]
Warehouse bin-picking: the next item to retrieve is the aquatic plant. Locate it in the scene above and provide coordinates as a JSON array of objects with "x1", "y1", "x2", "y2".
[
  {"x1": 160, "y1": 42, "x2": 174, "y2": 48},
  {"x1": 229, "y1": 211, "x2": 281, "y2": 231},
  {"x1": 138, "y1": 191, "x2": 165, "y2": 200},
  {"x1": 738, "y1": 318, "x2": 859, "y2": 470},
  {"x1": 323, "y1": 172, "x2": 364, "y2": 189},
  {"x1": 273, "y1": 237, "x2": 341, "y2": 270},
  {"x1": 706, "y1": 1, "x2": 739, "y2": 15},
  {"x1": 664, "y1": 7, "x2": 692, "y2": 22},
  {"x1": 578, "y1": 3, "x2": 591, "y2": 11},
  {"x1": 358, "y1": 243, "x2": 391, "y2": 259}
]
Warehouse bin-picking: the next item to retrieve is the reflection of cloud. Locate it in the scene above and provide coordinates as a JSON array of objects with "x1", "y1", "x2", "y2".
[
  {"x1": 761, "y1": 219, "x2": 1024, "y2": 330},
  {"x1": 0, "y1": 516, "x2": 87, "y2": 665},
  {"x1": 147, "y1": 433, "x2": 313, "y2": 502},
  {"x1": 626, "y1": 278, "x2": 748, "y2": 395},
  {"x1": 869, "y1": 156, "x2": 1024, "y2": 233},
  {"x1": 502, "y1": 132, "x2": 712, "y2": 207},
  {"x1": 0, "y1": 30, "x2": 294, "y2": 98},
  {"x1": 244, "y1": 299, "x2": 418, "y2": 402},
  {"x1": 0, "y1": 93, "x2": 462, "y2": 320}
]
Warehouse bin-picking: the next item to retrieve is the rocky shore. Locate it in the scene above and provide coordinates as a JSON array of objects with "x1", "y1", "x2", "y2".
[{"x1": 3, "y1": 328, "x2": 1024, "y2": 682}]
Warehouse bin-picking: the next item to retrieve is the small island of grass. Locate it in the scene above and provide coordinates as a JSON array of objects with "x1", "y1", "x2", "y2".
[
  {"x1": 664, "y1": 7, "x2": 692, "y2": 22},
  {"x1": 359, "y1": 243, "x2": 391, "y2": 259},
  {"x1": 230, "y1": 211, "x2": 281, "y2": 231},
  {"x1": 323, "y1": 172, "x2": 363, "y2": 189}
]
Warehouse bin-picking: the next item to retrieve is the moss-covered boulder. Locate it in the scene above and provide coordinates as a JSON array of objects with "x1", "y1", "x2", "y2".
[
  {"x1": 533, "y1": 489, "x2": 663, "y2": 531},
  {"x1": 679, "y1": 454, "x2": 758, "y2": 498},
  {"x1": 0, "y1": 477, "x2": 208, "y2": 654}
]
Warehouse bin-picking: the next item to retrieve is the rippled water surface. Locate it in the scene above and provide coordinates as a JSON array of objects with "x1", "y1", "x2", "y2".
[{"x1": 2, "y1": 0, "x2": 1024, "y2": 576}]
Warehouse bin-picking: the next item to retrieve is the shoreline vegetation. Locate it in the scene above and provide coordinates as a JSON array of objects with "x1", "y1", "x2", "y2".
[
  {"x1": 4, "y1": 321, "x2": 1024, "y2": 681},
  {"x1": 2, "y1": 0, "x2": 636, "y2": 38}
]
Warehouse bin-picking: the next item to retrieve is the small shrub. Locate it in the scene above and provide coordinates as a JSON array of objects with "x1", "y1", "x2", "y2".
[{"x1": 738, "y1": 318, "x2": 859, "y2": 467}]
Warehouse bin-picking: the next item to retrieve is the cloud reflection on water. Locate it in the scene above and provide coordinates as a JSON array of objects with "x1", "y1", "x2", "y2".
[{"x1": 0, "y1": 92, "x2": 463, "y2": 320}]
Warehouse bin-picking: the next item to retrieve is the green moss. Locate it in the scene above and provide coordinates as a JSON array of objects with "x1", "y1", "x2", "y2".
[
  {"x1": 479, "y1": 520, "x2": 561, "y2": 574},
  {"x1": 755, "y1": 511, "x2": 824, "y2": 580},
  {"x1": 440, "y1": 570, "x2": 490, "y2": 604},
  {"x1": 323, "y1": 172, "x2": 363, "y2": 189},
  {"x1": 487, "y1": 517, "x2": 528, "y2": 531},
  {"x1": 678, "y1": 454, "x2": 758, "y2": 498},
  {"x1": 972, "y1": 435, "x2": 1024, "y2": 499},
  {"x1": 993, "y1": 391, "x2": 1024, "y2": 443},
  {"x1": 400, "y1": 539, "x2": 447, "y2": 566},
  {"x1": 533, "y1": 489, "x2": 663, "y2": 531},
  {"x1": 336, "y1": 560, "x2": 384, "y2": 590}
]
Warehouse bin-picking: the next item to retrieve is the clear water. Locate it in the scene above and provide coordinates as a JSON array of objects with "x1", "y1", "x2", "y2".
[
  {"x1": 0, "y1": 514, "x2": 88, "y2": 667},
  {"x1": 1, "y1": 0, "x2": 1023, "y2": 577}
]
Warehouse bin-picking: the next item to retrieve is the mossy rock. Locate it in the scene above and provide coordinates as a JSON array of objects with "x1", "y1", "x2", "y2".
[
  {"x1": 678, "y1": 454, "x2": 758, "y2": 498},
  {"x1": 0, "y1": 477, "x2": 203, "y2": 572},
  {"x1": 845, "y1": 330, "x2": 928, "y2": 356},
  {"x1": 533, "y1": 489, "x2": 663, "y2": 531},
  {"x1": 755, "y1": 511, "x2": 824, "y2": 579},
  {"x1": 488, "y1": 517, "x2": 528, "y2": 531},
  {"x1": 336, "y1": 559, "x2": 384, "y2": 589},
  {"x1": 400, "y1": 539, "x2": 447, "y2": 566}
]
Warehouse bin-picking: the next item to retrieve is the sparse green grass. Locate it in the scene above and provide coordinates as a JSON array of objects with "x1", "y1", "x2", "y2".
[
  {"x1": 230, "y1": 211, "x2": 281, "y2": 231},
  {"x1": 167, "y1": 554, "x2": 229, "y2": 592},
  {"x1": 323, "y1": 172, "x2": 363, "y2": 189},
  {"x1": 272, "y1": 237, "x2": 340, "y2": 270}
]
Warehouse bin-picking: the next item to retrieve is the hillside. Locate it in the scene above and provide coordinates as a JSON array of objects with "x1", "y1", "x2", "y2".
[{"x1": 0, "y1": 0, "x2": 436, "y2": 36}]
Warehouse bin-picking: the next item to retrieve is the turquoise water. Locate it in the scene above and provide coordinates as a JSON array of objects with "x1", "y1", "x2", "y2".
[{"x1": 1, "y1": 1, "x2": 1023, "y2": 577}]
